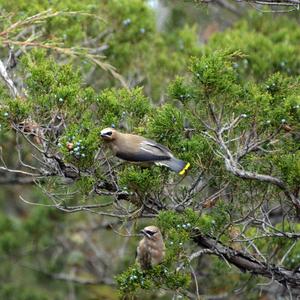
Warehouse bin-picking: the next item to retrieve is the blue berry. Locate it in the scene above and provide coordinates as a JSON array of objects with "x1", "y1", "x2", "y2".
[{"x1": 122, "y1": 18, "x2": 131, "y2": 26}]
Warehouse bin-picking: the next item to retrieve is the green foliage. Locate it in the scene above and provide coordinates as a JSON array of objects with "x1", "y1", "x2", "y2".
[
  {"x1": 58, "y1": 123, "x2": 99, "y2": 168},
  {"x1": 21, "y1": 51, "x2": 83, "y2": 119},
  {"x1": 0, "y1": 0, "x2": 104, "y2": 45},
  {"x1": 284, "y1": 236, "x2": 300, "y2": 268},
  {"x1": 276, "y1": 151, "x2": 300, "y2": 189},
  {"x1": 1, "y1": 3, "x2": 300, "y2": 299},
  {"x1": 116, "y1": 264, "x2": 190, "y2": 296},
  {"x1": 0, "y1": 284, "x2": 49, "y2": 300},
  {"x1": 209, "y1": 202, "x2": 232, "y2": 233},
  {"x1": 74, "y1": 176, "x2": 97, "y2": 196},
  {"x1": 264, "y1": 73, "x2": 300, "y2": 124},
  {"x1": 3, "y1": 98, "x2": 30, "y2": 123},
  {"x1": 105, "y1": 0, "x2": 156, "y2": 69},
  {"x1": 241, "y1": 222, "x2": 300, "y2": 272},
  {"x1": 96, "y1": 87, "x2": 152, "y2": 129},
  {"x1": 148, "y1": 104, "x2": 185, "y2": 146},
  {"x1": 157, "y1": 206, "x2": 230, "y2": 239},
  {"x1": 0, "y1": 231, "x2": 19, "y2": 253},
  {"x1": 119, "y1": 166, "x2": 163, "y2": 195},
  {"x1": 24, "y1": 206, "x2": 61, "y2": 237},
  {"x1": 167, "y1": 48, "x2": 300, "y2": 188},
  {"x1": 178, "y1": 135, "x2": 213, "y2": 167},
  {"x1": 190, "y1": 51, "x2": 243, "y2": 100},
  {"x1": 118, "y1": 207, "x2": 231, "y2": 296},
  {"x1": 0, "y1": 213, "x2": 29, "y2": 255},
  {"x1": 158, "y1": 209, "x2": 205, "y2": 233},
  {"x1": 209, "y1": 15, "x2": 300, "y2": 80},
  {"x1": 157, "y1": 210, "x2": 197, "y2": 262},
  {"x1": 168, "y1": 76, "x2": 195, "y2": 103}
]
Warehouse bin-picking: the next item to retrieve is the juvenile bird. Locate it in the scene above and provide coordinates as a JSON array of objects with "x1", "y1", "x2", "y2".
[
  {"x1": 100, "y1": 128, "x2": 190, "y2": 175},
  {"x1": 136, "y1": 225, "x2": 165, "y2": 270}
]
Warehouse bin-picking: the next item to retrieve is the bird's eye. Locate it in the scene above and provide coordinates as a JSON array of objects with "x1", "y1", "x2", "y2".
[{"x1": 146, "y1": 230, "x2": 156, "y2": 236}]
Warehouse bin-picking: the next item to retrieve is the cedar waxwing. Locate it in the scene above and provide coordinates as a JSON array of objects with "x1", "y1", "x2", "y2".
[
  {"x1": 100, "y1": 128, "x2": 190, "y2": 175},
  {"x1": 136, "y1": 225, "x2": 165, "y2": 270}
]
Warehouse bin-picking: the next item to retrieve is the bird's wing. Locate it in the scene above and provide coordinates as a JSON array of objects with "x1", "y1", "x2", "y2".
[
  {"x1": 141, "y1": 140, "x2": 171, "y2": 153},
  {"x1": 116, "y1": 140, "x2": 171, "y2": 162},
  {"x1": 139, "y1": 140, "x2": 172, "y2": 160}
]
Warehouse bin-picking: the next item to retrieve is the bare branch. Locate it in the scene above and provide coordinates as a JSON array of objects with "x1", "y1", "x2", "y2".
[
  {"x1": 0, "y1": 58, "x2": 19, "y2": 97},
  {"x1": 193, "y1": 231, "x2": 300, "y2": 289},
  {"x1": 198, "y1": 0, "x2": 300, "y2": 8},
  {"x1": 0, "y1": 173, "x2": 36, "y2": 184}
]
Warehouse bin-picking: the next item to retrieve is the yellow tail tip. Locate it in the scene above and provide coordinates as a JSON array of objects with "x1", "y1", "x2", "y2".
[{"x1": 179, "y1": 162, "x2": 190, "y2": 175}]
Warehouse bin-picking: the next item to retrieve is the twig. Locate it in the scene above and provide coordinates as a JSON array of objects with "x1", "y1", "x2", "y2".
[{"x1": 0, "y1": 58, "x2": 19, "y2": 97}]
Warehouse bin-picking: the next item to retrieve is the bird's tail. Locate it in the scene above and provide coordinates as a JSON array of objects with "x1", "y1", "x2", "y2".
[{"x1": 156, "y1": 158, "x2": 190, "y2": 175}]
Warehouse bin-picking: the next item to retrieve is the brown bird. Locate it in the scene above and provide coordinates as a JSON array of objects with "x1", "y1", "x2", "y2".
[
  {"x1": 100, "y1": 127, "x2": 190, "y2": 175},
  {"x1": 136, "y1": 225, "x2": 165, "y2": 270}
]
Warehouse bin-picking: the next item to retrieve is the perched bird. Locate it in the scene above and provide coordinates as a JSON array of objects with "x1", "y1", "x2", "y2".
[
  {"x1": 100, "y1": 127, "x2": 190, "y2": 175},
  {"x1": 136, "y1": 225, "x2": 165, "y2": 270}
]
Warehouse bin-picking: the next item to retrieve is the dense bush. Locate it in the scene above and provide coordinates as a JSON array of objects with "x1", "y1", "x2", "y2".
[{"x1": 0, "y1": 1, "x2": 299, "y2": 299}]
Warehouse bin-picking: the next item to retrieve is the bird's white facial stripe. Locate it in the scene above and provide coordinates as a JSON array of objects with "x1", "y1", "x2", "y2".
[
  {"x1": 101, "y1": 129, "x2": 113, "y2": 137},
  {"x1": 101, "y1": 129, "x2": 110, "y2": 135},
  {"x1": 142, "y1": 229, "x2": 157, "y2": 239}
]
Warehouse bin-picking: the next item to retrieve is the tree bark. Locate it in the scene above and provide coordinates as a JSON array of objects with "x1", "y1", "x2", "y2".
[{"x1": 193, "y1": 230, "x2": 300, "y2": 290}]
